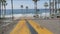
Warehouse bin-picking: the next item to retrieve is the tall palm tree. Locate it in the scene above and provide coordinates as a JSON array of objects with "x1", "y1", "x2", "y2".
[
  {"x1": 26, "y1": 6, "x2": 28, "y2": 9},
  {"x1": 57, "y1": 0, "x2": 60, "y2": 18},
  {"x1": 50, "y1": 2, "x2": 54, "y2": 16},
  {"x1": 11, "y1": 0, "x2": 14, "y2": 20},
  {"x1": 0, "y1": 0, "x2": 1, "y2": 18},
  {"x1": 49, "y1": 0, "x2": 51, "y2": 18},
  {"x1": 58, "y1": 0, "x2": 60, "y2": 13},
  {"x1": 55, "y1": 0, "x2": 57, "y2": 13},
  {"x1": 1, "y1": 0, "x2": 6, "y2": 18},
  {"x1": 3, "y1": 0, "x2": 7, "y2": 18},
  {"x1": 58, "y1": 8, "x2": 60, "y2": 13},
  {"x1": 21, "y1": 5, "x2": 23, "y2": 14},
  {"x1": 1, "y1": 0, "x2": 4, "y2": 18},
  {"x1": 44, "y1": 2, "x2": 48, "y2": 18},
  {"x1": 33, "y1": 0, "x2": 40, "y2": 18},
  {"x1": 21, "y1": 5, "x2": 23, "y2": 8},
  {"x1": 26, "y1": 6, "x2": 28, "y2": 13}
]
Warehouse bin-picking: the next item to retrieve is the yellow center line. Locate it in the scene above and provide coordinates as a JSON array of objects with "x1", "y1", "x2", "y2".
[
  {"x1": 27, "y1": 20, "x2": 53, "y2": 34},
  {"x1": 10, "y1": 19, "x2": 31, "y2": 34}
]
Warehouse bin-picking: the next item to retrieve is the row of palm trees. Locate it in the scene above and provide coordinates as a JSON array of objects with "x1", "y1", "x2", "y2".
[
  {"x1": 1, "y1": 0, "x2": 54, "y2": 19},
  {"x1": 0, "y1": 0, "x2": 49, "y2": 18},
  {"x1": 21, "y1": 5, "x2": 28, "y2": 13},
  {"x1": 0, "y1": 0, "x2": 7, "y2": 18},
  {"x1": 1, "y1": 0, "x2": 48, "y2": 19},
  {"x1": 33, "y1": 0, "x2": 40, "y2": 18},
  {"x1": 49, "y1": 0, "x2": 60, "y2": 18},
  {"x1": 0, "y1": 0, "x2": 13, "y2": 19},
  {"x1": 33, "y1": 0, "x2": 49, "y2": 18}
]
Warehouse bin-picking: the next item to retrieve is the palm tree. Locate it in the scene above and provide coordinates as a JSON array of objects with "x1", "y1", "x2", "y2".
[
  {"x1": 33, "y1": 0, "x2": 40, "y2": 18},
  {"x1": 55, "y1": 0, "x2": 57, "y2": 13},
  {"x1": 0, "y1": 0, "x2": 1, "y2": 18},
  {"x1": 57, "y1": 0, "x2": 60, "y2": 13},
  {"x1": 21, "y1": 5, "x2": 23, "y2": 14},
  {"x1": 21, "y1": 5, "x2": 23, "y2": 8},
  {"x1": 11, "y1": 0, "x2": 13, "y2": 19},
  {"x1": 3, "y1": 0, "x2": 7, "y2": 18},
  {"x1": 49, "y1": 0, "x2": 52, "y2": 18},
  {"x1": 26, "y1": 6, "x2": 28, "y2": 9},
  {"x1": 50, "y1": 0, "x2": 55, "y2": 18},
  {"x1": 51, "y1": 2, "x2": 54, "y2": 18},
  {"x1": 26, "y1": 6, "x2": 28, "y2": 13},
  {"x1": 44, "y1": 2, "x2": 48, "y2": 18},
  {"x1": 58, "y1": 8, "x2": 60, "y2": 13},
  {"x1": 1, "y1": 0, "x2": 6, "y2": 18},
  {"x1": 1, "y1": 0, "x2": 4, "y2": 18}
]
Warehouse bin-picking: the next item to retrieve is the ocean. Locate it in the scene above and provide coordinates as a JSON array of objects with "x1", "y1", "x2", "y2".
[
  {"x1": 1, "y1": 9, "x2": 50, "y2": 17},
  {"x1": 5, "y1": 9, "x2": 50, "y2": 15}
]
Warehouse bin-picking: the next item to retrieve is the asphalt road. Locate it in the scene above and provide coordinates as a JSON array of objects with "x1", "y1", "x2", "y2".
[
  {"x1": 0, "y1": 18, "x2": 60, "y2": 34},
  {"x1": 33, "y1": 19, "x2": 60, "y2": 34}
]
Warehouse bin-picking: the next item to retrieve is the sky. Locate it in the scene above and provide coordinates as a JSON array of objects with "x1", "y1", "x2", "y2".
[{"x1": 6, "y1": 0, "x2": 49, "y2": 9}]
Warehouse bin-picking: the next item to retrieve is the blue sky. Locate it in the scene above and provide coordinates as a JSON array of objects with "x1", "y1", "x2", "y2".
[{"x1": 6, "y1": 0, "x2": 49, "y2": 9}]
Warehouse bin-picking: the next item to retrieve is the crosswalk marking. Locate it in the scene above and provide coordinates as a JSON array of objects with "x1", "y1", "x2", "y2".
[
  {"x1": 28, "y1": 20, "x2": 53, "y2": 34},
  {"x1": 10, "y1": 19, "x2": 31, "y2": 34}
]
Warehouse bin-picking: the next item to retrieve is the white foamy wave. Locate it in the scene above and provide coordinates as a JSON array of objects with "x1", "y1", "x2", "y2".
[
  {"x1": 41, "y1": 13, "x2": 50, "y2": 17},
  {"x1": 5, "y1": 14, "x2": 35, "y2": 17},
  {"x1": 5, "y1": 14, "x2": 23, "y2": 18},
  {"x1": 5, "y1": 13, "x2": 50, "y2": 18}
]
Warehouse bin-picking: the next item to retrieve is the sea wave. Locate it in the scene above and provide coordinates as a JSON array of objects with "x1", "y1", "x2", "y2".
[
  {"x1": 5, "y1": 14, "x2": 35, "y2": 17},
  {"x1": 5, "y1": 13, "x2": 50, "y2": 18}
]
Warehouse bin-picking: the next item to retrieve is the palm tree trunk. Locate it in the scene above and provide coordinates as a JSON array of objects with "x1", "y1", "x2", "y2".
[
  {"x1": 58, "y1": 0, "x2": 60, "y2": 13},
  {"x1": 45, "y1": 7, "x2": 46, "y2": 19},
  {"x1": 2, "y1": 2, "x2": 4, "y2": 18},
  {"x1": 55, "y1": 0, "x2": 57, "y2": 13},
  {"x1": 49, "y1": 0, "x2": 51, "y2": 18},
  {"x1": 11, "y1": 0, "x2": 14, "y2": 20},
  {"x1": 0, "y1": 1, "x2": 1, "y2": 18},
  {"x1": 4, "y1": 5, "x2": 6, "y2": 17},
  {"x1": 58, "y1": 0, "x2": 59, "y2": 13},
  {"x1": 34, "y1": 1, "x2": 39, "y2": 18},
  {"x1": 53, "y1": 0, "x2": 54, "y2": 12},
  {"x1": 34, "y1": 2, "x2": 37, "y2": 15}
]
